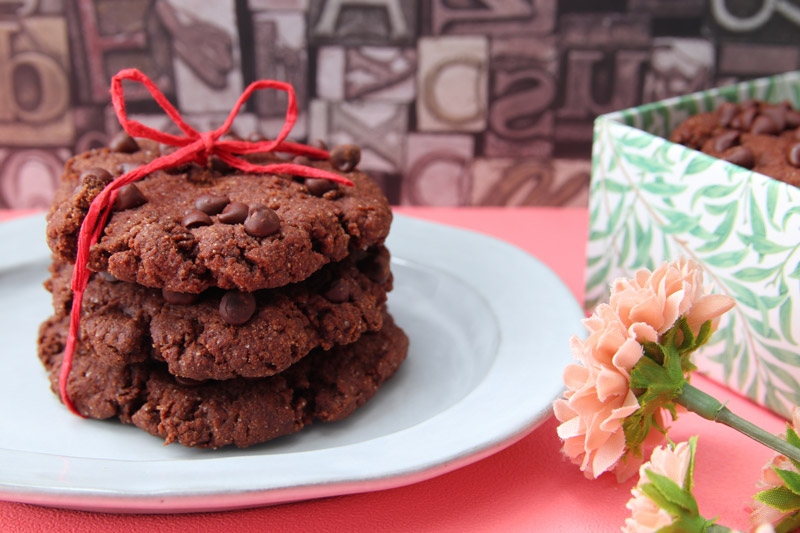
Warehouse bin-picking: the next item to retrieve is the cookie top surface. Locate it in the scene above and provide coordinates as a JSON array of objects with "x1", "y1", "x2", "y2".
[
  {"x1": 669, "y1": 100, "x2": 800, "y2": 187},
  {"x1": 46, "y1": 246, "x2": 392, "y2": 380},
  {"x1": 46, "y1": 141, "x2": 392, "y2": 293},
  {"x1": 38, "y1": 312, "x2": 409, "y2": 449}
]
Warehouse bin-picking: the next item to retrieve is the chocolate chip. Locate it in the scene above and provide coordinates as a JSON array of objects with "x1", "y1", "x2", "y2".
[
  {"x1": 305, "y1": 178, "x2": 337, "y2": 196},
  {"x1": 292, "y1": 155, "x2": 311, "y2": 166},
  {"x1": 79, "y1": 167, "x2": 112, "y2": 185},
  {"x1": 117, "y1": 162, "x2": 140, "y2": 175},
  {"x1": 750, "y1": 114, "x2": 780, "y2": 135},
  {"x1": 324, "y1": 279, "x2": 350, "y2": 303},
  {"x1": 196, "y1": 194, "x2": 229, "y2": 215},
  {"x1": 712, "y1": 130, "x2": 740, "y2": 153},
  {"x1": 787, "y1": 143, "x2": 800, "y2": 167},
  {"x1": 787, "y1": 110, "x2": 800, "y2": 128},
  {"x1": 175, "y1": 376, "x2": 206, "y2": 387},
  {"x1": 162, "y1": 289, "x2": 199, "y2": 305},
  {"x1": 219, "y1": 201, "x2": 249, "y2": 224},
  {"x1": 732, "y1": 107, "x2": 757, "y2": 130},
  {"x1": 722, "y1": 145, "x2": 755, "y2": 169},
  {"x1": 208, "y1": 154, "x2": 232, "y2": 173},
  {"x1": 244, "y1": 206, "x2": 280, "y2": 237},
  {"x1": 114, "y1": 183, "x2": 147, "y2": 211},
  {"x1": 182, "y1": 209, "x2": 213, "y2": 228},
  {"x1": 329, "y1": 144, "x2": 361, "y2": 172},
  {"x1": 109, "y1": 131, "x2": 140, "y2": 153},
  {"x1": 761, "y1": 106, "x2": 787, "y2": 131},
  {"x1": 219, "y1": 291, "x2": 256, "y2": 325},
  {"x1": 717, "y1": 102, "x2": 738, "y2": 128}
]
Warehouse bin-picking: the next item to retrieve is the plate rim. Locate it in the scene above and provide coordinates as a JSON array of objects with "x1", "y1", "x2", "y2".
[{"x1": 0, "y1": 212, "x2": 582, "y2": 513}]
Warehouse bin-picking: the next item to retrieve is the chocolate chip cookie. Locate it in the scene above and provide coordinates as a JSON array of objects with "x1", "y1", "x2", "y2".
[
  {"x1": 46, "y1": 140, "x2": 392, "y2": 293},
  {"x1": 38, "y1": 312, "x2": 409, "y2": 449},
  {"x1": 670, "y1": 99, "x2": 800, "y2": 187},
  {"x1": 46, "y1": 246, "x2": 393, "y2": 380}
]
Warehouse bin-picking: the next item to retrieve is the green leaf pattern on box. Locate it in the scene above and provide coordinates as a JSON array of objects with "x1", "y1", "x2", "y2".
[{"x1": 587, "y1": 72, "x2": 800, "y2": 418}]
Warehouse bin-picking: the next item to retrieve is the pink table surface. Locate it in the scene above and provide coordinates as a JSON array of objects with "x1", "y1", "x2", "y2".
[{"x1": 0, "y1": 206, "x2": 785, "y2": 532}]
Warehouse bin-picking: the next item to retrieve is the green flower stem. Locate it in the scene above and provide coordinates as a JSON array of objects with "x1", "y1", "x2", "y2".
[{"x1": 676, "y1": 383, "x2": 800, "y2": 463}]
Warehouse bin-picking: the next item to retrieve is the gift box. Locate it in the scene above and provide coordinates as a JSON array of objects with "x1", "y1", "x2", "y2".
[{"x1": 586, "y1": 71, "x2": 800, "y2": 418}]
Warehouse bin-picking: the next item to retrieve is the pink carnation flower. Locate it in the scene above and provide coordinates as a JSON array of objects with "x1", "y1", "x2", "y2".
[
  {"x1": 750, "y1": 408, "x2": 800, "y2": 530},
  {"x1": 623, "y1": 441, "x2": 693, "y2": 533},
  {"x1": 610, "y1": 258, "x2": 734, "y2": 339},
  {"x1": 554, "y1": 259, "x2": 735, "y2": 480}
]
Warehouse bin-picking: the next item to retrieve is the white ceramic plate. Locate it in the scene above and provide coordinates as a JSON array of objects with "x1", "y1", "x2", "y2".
[{"x1": 0, "y1": 213, "x2": 583, "y2": 513}]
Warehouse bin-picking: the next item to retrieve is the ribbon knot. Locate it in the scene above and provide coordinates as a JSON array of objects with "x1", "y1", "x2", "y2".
[
  {"x1": 200, "y1": 131, "x2": 218, "y2": 163},
  {"x1": 59, "y1": 68, "x2": 353, "y2": 416}
]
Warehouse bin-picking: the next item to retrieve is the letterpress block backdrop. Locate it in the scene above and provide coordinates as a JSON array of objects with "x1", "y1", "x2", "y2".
[{"x1": 0, "y1": 1, "x2": 799, "y2": 208}]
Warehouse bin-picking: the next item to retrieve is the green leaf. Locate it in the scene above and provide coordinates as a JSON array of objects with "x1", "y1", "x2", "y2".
[
  {"x1": 586, "y1": 254, "x2": 605, "y2": 267},
  {"x1": 633, "y1": 218, "x2": 652, "y2": 268},
  {"x1": 640, "y1": 182, "x2": 688, "y2": 196},
  {"x1": 703, "y1": 249, "x2": 748, "y2": 268},
  {"x1": 789, "y1": 262, "x2": 800, "y2": 280},
  {"x1": 706, "y1": 201, "x2": 738, "y2": 216},
  {"x1": 600, "y1": 179, "x2": 629, "y2": 194},
  {"x1": 684, "y1": 154, "x2": 716, "y2": 175},
  {"x1": 750, "y1": 197, "x2": 767, "y2": 237},
  {"x1": 685, "y1": 435, "x2": 698, "y2": 493},
  {"x1": 726, "y1": 279, "x2": 760, "y2": 309},
  {"x1": 695, "y1": 183, "x2": 740, "y2": 200},
  {"x1": 619, "y1": 225, "x2": 631, "y2": 265},
  {"x1": 765, "y1": 361, "x2": 800, "y2": 392},
  {"x1": 732, "y1": 264, "x2": 781, "y2": 282},
  {"x1": 644, "y1": 471, "x2": 698, "y2": 514},
  {"x1": 776, "y1": 468, "x2": 800, "y2": 496},
  {"x1": 737, "y1": 346, "x2": 751, "y2": 392},
  {"x1": 755, "y1": 486, "x2": 800, "y2": 512},
  {"x1": 623, "y1": 132, "x2": 655, "y2": 149},
  {"x1": 607, "y1": 195, "x2": 626, "y2": 233},
  {"x1": 587, "y1": 262, "x2": 612, "y2": 293},
  {"x1": 766, "y1": 381, "x2": 785, "y2": 415},
  {"x1": 750, "y1": 235, "x2": 794, "y2": 256},
  {"x1": 641, "y1": 108, "x2": 654, "y2": 133},
  {"x1": 625, "y1": 352, "x2": 685, "y2": 454},
  {"x1": 691, "y1": 184, "x2": 740, "y2": 210},
  {"x1": 780, "y1": 290, "x2": 796, "y2": 344},
  {"x1": 747, "y1": 316, "x2": 779, "y2": 340},
  {"x1": 787, "y1": 428, "x2": 800, "y2": 472},
  {"x1": 655, "y1": 142, "x2": 674, "y2": 166},
  {"x1": 657, "y1": 209, "x2": 699, "y2": 234},
  {"x1": 696, "y1": 205, "x2": 738, "y2": 253},
  {"x1": 775, "y1": 510, "x2": 800, "y2": 533},
  {"x1": 622, "y1": 151, "x2": 673, "y2": 174},
  {"x1": 768, "y1": 180, "x2": 781, "y2": 231},
  {"x1": 778, "y1": 387, "x2": 800, "y2": 410},
  {"x1": 782, "y1": 206, "x2": 800, "y2": 231},
  {"x1": 688, "y1": 224, "x2": 716, "y2": 241},
  {"x1": 639, "y1": 483, "x2": 685, "y2": 517},
  {"x1": 770, "y1": 347, "x2": 800, "y2": 367}
]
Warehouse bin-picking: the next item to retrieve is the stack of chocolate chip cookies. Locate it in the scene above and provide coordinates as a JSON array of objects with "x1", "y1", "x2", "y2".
[{"x1": 38, "y1": 134, "x2": 408, "y2": 449}]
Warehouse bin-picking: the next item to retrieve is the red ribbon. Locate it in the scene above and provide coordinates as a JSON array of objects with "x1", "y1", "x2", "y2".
[{"x1": 59, "y1": 68, "x2": 352, "y2": 416}]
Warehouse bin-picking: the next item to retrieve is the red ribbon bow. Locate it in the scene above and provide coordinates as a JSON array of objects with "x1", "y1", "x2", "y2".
[{"x1": 59, "y1": 68, "x2": 352, "y2": 416}]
